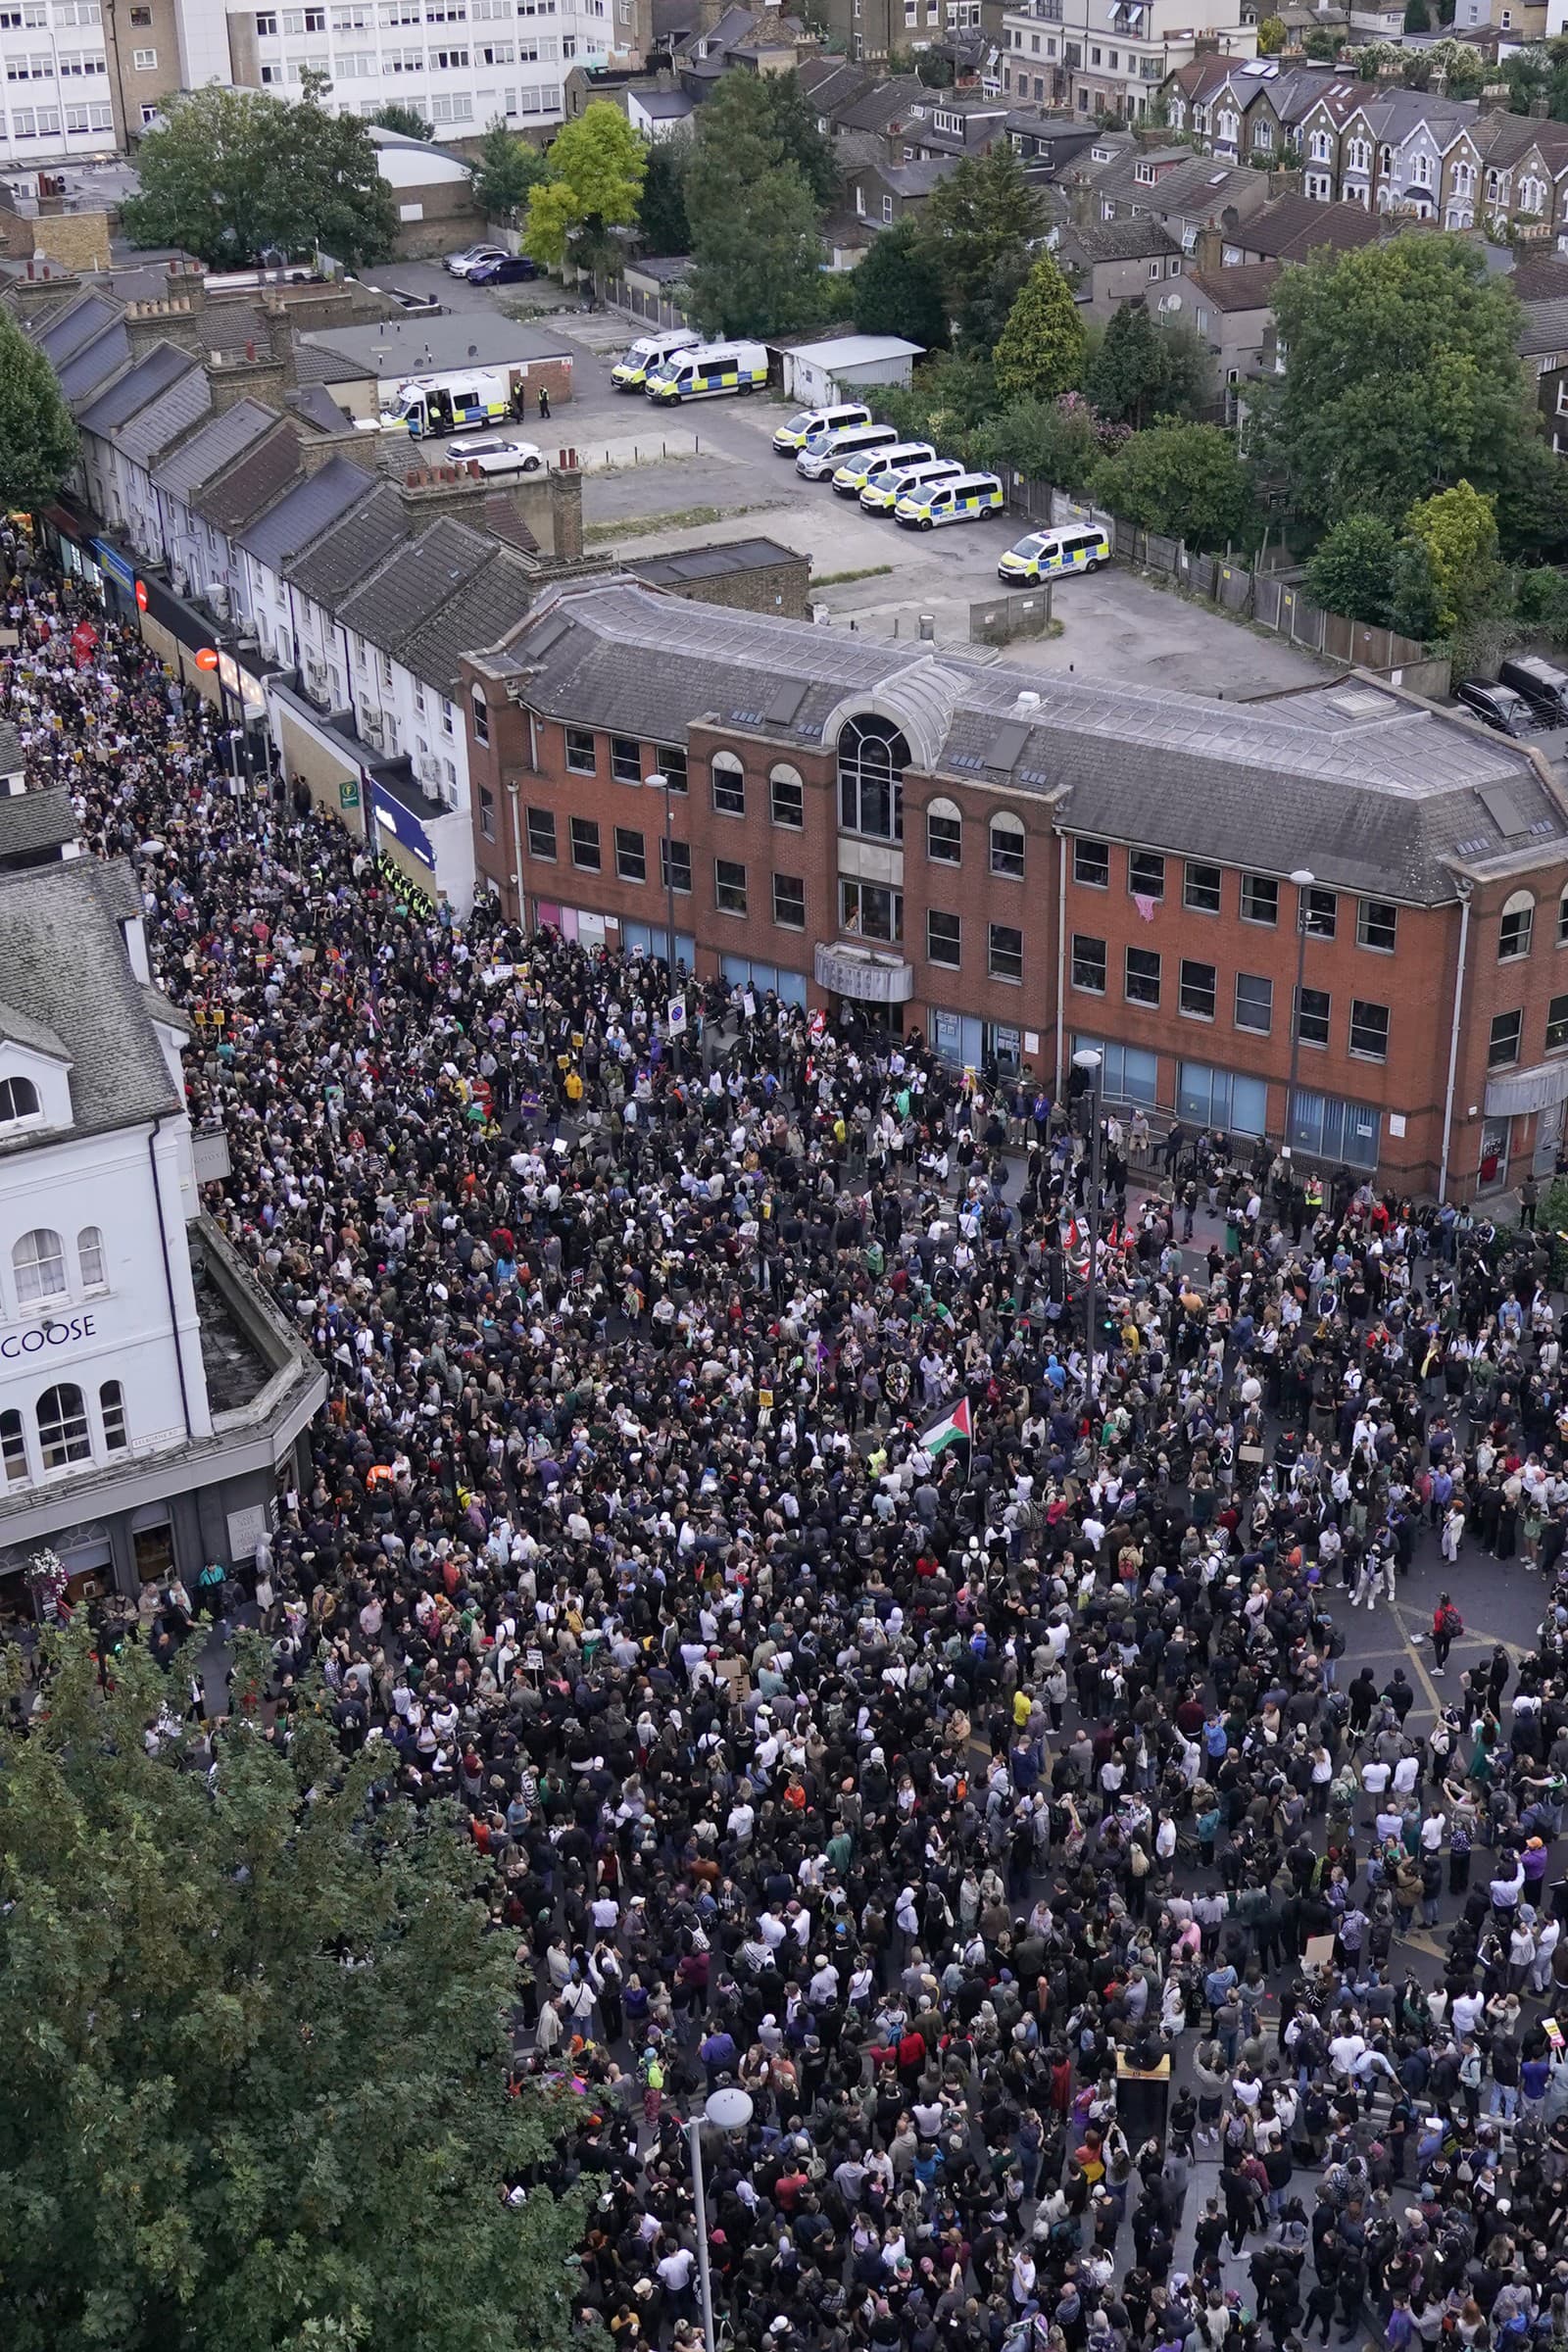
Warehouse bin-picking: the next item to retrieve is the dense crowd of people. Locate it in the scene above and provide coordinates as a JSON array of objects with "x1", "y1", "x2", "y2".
[{"x1": 14, "y1": 543, "x2": 1568, "y2": 2352}]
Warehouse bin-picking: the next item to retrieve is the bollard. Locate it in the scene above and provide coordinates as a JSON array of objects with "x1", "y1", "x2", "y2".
[{"x1": 918, "y1": 613, "x2": 935, "y2": 641}]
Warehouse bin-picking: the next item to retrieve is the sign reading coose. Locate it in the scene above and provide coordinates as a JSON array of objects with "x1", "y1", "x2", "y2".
[{"x1": 0, "y1": 1312, "x2": 97, "y2": 1361}]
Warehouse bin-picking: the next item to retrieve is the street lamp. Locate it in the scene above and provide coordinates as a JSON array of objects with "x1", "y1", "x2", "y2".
[
  {"x1": 647, "y1": 767, "x2": 681, "y2": 1073},
  {"x1": 1071, "y1": 1045, "x2": 1102, "y2": 1436},
  {"x1": 1281, "y1": 867, "x2": 1316, "y2": 1167},
  {"x1": 689, "y1": 2085, "x2": 752, "y2": 2352}
]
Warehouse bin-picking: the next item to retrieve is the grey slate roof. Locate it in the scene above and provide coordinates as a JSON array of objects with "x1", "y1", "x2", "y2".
[
  {"x1": 476, "y1": 580, "x2": 1565, "y2": 904},
  {"x1": 284, "y1": 479, "x2": 411, "y2": 609},
  {"x1": 299, "y1": 314, "x2": 570, "y2": 378},
  {"x1": 335, "y1": 516, "x2": 493, "y2": 656},
  {"x1": 1058, "y1": 216, "x2": 1181, "y2": 266},
  {"x1": 1517, "y1": 297, "x2": 1568, "y2": 358},
  {"x1": 235, "y1": 453, "x2": 376, "y2": 571},
  {"x1": 399, "y1": 549, "x2": 537, "y2": 695},
  {"x1": 0, "y1": 722, "x2": 22, "y2": 778},
  {"x1": 75, "y1": 338, "x2": 196, "y2": 434},
  {"x1": 192, "y1": 421, "x2": 302, "y2": 534},
  {"x1": 152, "y1": 397, "x2": 276, "y2": 501},
  {"x1": 57, "y1": 320, "x2": 129, "y2": 404},
  {"x1": 292, "y1": 341, "x2": 365, "y2": 387},
  {"x1": 115, "y1": 359, "x2": 212, "y2": 465},
  {"x1": 33, "y1": 291, "x2": 121, "y2": 368},
  {"x1": 0, "y1": 787, "x2": 78, "y2": 860},
  {"x1": 0, "y1": 857, "x2": 182, "y2": 1152},
  {"x1": 285, "y1": 384, "x2": 356, "y2": 433}
]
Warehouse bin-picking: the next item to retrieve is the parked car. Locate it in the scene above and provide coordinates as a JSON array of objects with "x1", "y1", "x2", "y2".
[
  {"x1": 385, "y1": 286, "x2": 443, "y2": 314},
  {"x1": 466, "y1": 254, "x2": 540, "y2": 285},
  {"x1": 999, "y1": 525, "x2": 1110, "y2": 583},
  {"x1": 1454, "y1": 678, "x2": 1537, "y2": 737},
  {"x1": 1499, "y1": 654, "x2": 1568, "y2": 723},
  {"x1": 441, "y1": 433, "x2": 544, "y2": 475},
  {"x1": 443, "y1": 242, "x2": 511, "y2": 277}
]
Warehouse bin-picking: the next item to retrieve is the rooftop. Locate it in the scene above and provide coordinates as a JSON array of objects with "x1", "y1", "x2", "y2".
[{"x1": 299, "y1": 314, "x2": 571, "y2": 380}]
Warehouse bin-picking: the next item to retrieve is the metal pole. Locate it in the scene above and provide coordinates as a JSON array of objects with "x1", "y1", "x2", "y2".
[
  {"x1": 650, "y1": 767, "x2": 680, "y2": 1077},
  {"x1": 1282, "y1": 868, "x2": 1315, "y2": 1170},
  {"x1": 1085, "y1": 1071, "x2": 1101, "y2": 1436},
  {"x1": 690, "y1": 2115, "x2": 715, "y2": 2352}
]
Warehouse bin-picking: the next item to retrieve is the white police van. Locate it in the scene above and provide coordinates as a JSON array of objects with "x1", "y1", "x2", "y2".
[{"x1": 894, "y1": 471, "x2": 1005, "y2": 529}]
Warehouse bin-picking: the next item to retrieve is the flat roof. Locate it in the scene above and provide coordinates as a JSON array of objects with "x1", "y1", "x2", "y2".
[
  {"x1": 298, "y1": 314, "x2": 571, "y2": 379},
  {"x1": 777, "y1": 333, "x2": 925, "y2": 365}
]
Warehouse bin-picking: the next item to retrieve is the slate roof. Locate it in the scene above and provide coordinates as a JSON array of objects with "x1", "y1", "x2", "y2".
[
  {"x1": 1134, "y1": 157, "x2": 1271, "y2": 223},
  {"x1": 192, "y1": 420, "x2": 302, "y2": 534},
  {"x1": 335, "y1": 517, "x2": 493, "y2": 656},
  {"x1": 1186, "y1": 260, "x2": 1281, "y2": 311},
  {"x1": 1516, "y1": 296, "x2": 1568, "y2": 357},
  {"x1": 1512, "y1": 255, "x2": 1568, "y2": 302},
  {"x1": 0, "y1": 722, "x2": 22, "y2": 777},
  {"x1": 74, "y1": 338, "x2": 195, "y2": 434},
  {"x1": 832, "y1": 75, "x2": 925, "y2": 133},
  {"x1": 32, "y1": 291, "x2": 122, "y2": 368},
  {"x1": 399, "y1": 549, "x2": 537, "y2": 695},
  {"x1": 1241, "y1": 192, "x2": 1385, "y2": 260},
  {"x1": 474, "y1": 579, "x2": 1565, "y2": 903},
  {"x1": 114, "y1": 360, "x2": 212, "y2": 466},
  {"x1": 292, "y1": 341, "x2": 365, "y2": 386},
  {"x1": 235, "y1": 453, "x2": 376, "y2": 571},
  {"x1": 0, "y1": 786, "x2": 78, "y2": 861},
  {"x1": 285, "y1": 383, "x2": 356, "y2": 433},
  {"x1": 1058, "y1": 215, "x2": 1181, "y2": 266},
  {"x1": 284, "y1": 478, "x2": 411, "y2": 608},
  {"x1": 57, "y1": 320, "x2": 129, "y2": 404},
  {"x1": 0, "y1": 856, "x2": 182, "y2": 1152},
  {"x1": 152, "y1": 397, "x2": 276, "y2": 502}
]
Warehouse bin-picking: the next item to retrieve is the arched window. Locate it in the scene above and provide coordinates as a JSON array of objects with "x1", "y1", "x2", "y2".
[
  {"x1": 838, "y1": 712, "x2": 908, "y2": 843},
  {"x1": 0, "y1": 1075, "x2": 39, "y2": 1124},
  {"x1": 13, "y1": 1227, "x2": 66, "y2": 1308},
  {"x1": 99, "y1": 1380, "x2": 127, "y2": 1453},
  {"x1": 990, "y1": 810, "x2": 1026, "y2": 880},
  {"x1": 768, "y1": 763, "x2": 804, "y2": 828},
  {"x1": 1499, "y1": 890, "x2": 1535, "y2": 961},
  {"x1": 0, "y1": 1408, "x2": 27, "y2": 1487},
  {"x1": 926, "y1": 796, "x2": 962, "y2": 863},
  {"x1": 710, "y1": 750, "x2": 746, "y2": 817},
  {"x1": 36, "y1": 1384, "x2": 89, "y2": 1471},
  {"x1": 77, "y1": 1227, "x2": 107, "y2": 1290}
]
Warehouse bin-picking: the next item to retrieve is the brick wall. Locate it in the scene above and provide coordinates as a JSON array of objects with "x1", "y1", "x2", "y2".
[
  {"x1": 629, "y1": 550, "x2": 811, "y2": 619},
  {"x1": 32, "y1": 211, "x2": 111, "y2": 274}
]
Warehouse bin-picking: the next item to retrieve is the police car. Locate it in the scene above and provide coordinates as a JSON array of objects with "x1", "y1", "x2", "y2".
[
  {"x1": 832, "y1": 439, "x2": 934, "y2": 499},
  {"x1": 894, "y1": 471, "x2": 1005, "y2": 530},
  {"x1": 859, "y1": 457, "x2": 962, "y2": 515},
  {"x1": 998, "y1": 524, "x2": 1111, "y2": 582}
]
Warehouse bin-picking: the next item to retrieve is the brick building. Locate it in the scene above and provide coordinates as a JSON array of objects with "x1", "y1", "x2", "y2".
[{"x1": 462, "y1": 579, "x2": 1568, "y2": 1201}]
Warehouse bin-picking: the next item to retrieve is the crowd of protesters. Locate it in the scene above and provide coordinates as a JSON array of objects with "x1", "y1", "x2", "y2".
[{"x1": 16, "y1": 541, "x2": 1568, "y2": 2352}]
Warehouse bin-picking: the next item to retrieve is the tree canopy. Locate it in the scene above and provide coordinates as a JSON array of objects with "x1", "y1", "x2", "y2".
[
  {"x1": 684, "y1": 72, "x2": 828, "y2": 337},
  {"x1": 994, "y1": 254, "x2": 1086, "y2": 406},
  {"x1": 1084, "y1": 302, "x2": 1210, "y2": 430},
  {"x1": 921, "y1": 145, "x2": 1049, "y2": 348},
  {"x1": 0, "y1": 307, "x2": 77, "y2": 512},
  {"x1": 1254, "y1": 235, "x2": 1536, "y2": 535},
  {"x1": 1303, "y1": 512, "x2": 1400, "y2": 627},
  {"x1": 121, "y1": 84, "x2": 397, "y2": 268},
  {"x1": 0, "y1": 1623, "x2": 585, "y2": 2352},
  {"x1": 368, "y1": 101, "x2": 434, "y2": 139},
  {"x1": 470, "y1": 117, "x2": 551, "y2": 222},
  {"x1": 852, "y1": 219, "x2": 949, "y2": 351},
  {"x1": 636, "y1": 139, "x2": 692, "y2": 258},
  {"x1": 522, "y1": 100, "x2": 647, "y2": 268},
  {"x1": 1091, "y1": 419, "x2": 1255, "y2": 551}
]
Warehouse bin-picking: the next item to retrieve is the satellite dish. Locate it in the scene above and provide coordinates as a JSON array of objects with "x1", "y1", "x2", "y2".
[{"x1": 467, "y1": 342, "x2": 478, "y2": 359}]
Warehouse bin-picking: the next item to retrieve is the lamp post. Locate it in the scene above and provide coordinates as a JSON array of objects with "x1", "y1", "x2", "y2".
[
  {"x1": 1282, "y1": 867, "x2": 1316, "y2": 1168},
  {"x1": 1072, "y1": 1046, "x2": 1102, "y2": 1437},
  {"x1": 648, "y1": 767, "x2": 680, "y2": 1074},
  {"x1": 690, "y1": 2086, "x2": 752, "y2": 2352}
]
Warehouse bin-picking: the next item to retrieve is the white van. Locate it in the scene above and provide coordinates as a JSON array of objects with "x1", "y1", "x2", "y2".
[
  {"x1": 611, "y1": 328, "x2": 701, "y2": 392},
  {"x1": 796, "y1": 420, "x2": 899, "y2": 481},
  {"x1": 772, "y1": 400, "x2": 871, "y2": 456},
  {"x1": 835, "y1": 439, "x2": 934, "y2": 498},
  {"x1": 998, "y1": 524, "x2": 1110, "y2": 582},
  {"x1": 894, "y1": 470, "x2": 1005, "y2": 529},
  {"x1": 860, "y1": 456, "x2": 962, "y2": 514},
  {"x1": 645, "y1": 340, "x2": 769, "y2": 404}
]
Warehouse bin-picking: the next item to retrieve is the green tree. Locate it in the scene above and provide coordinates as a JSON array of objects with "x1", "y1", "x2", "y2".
[
  {"x1": 523, "y1": 99, "x2": 647, "y2": 268},
  {"x1": 636, "y1": 138, "x2": 692, "y2": 256},
  {"x1": 920, "y1": 144, "x2": 1049, "y2": 348},
  {"x1": 685, "y1": 73, "x2": 826, "y2": 335},
  {"x1": 1083, "y1": 300, "x2": 1209, "y2": 428},
  {"x1": 852, "y1": 218, "x2": 949, "y2": 350},
  {"x1": 916, "y1": 48, "x2": 956, "y2": 84},
  {"x1": 994, "y1": 253, "x2": 1085, "y2": 405},
  {"x1": 1090, "y1": 419, "x2": 1254, "y2": 550},
  {"x1": 1303, "y1": 512, "x2": 1399, "y2": 623},
  {"x1": 1302, "y1": 26, "x2": 1343, "y2": 58},
  {"x1": 752, "y1": 71, "x2": 840, "y2": 209},
  {"x1": 1513, "y1": 564, "x2": 1568, "y2": 639},
  {"x1": 0, "y1": 308, "x2": 77, "y2": 511},
  {"x1": 368, "y1": 100, "x2": 434, "y2": 139},
  {"x1": 1404, "y1": 479, "x2": 1501, "y2": 632},
  {"x1": 969, "y1": 392, "x2": 1102, "y2": 493},
  {"x1": 121, "y1": 84, "x2": 396, "y2": 267},
  {"x1": 470, "y1": 116, "x2": 550, "y2": 220},
  {"x1": 1254, "y1": 235, "x2": 1537, "y2": 536},
  {"x1": 1389, "y1": 534, "x2": 1444, "y2": 641},
  {"x1": 1404, "y1": 0, "x2": 1430, "y2": 30},
  {"x1": 0, "y1": 1622, "x2": 585, "y2": 2352},
  {"x1": 1255, "y1": 14, "x2": 1287, "y2": 49},
  {"x1": 873, "y1": 348, "x2": 998, "y2": 453}
]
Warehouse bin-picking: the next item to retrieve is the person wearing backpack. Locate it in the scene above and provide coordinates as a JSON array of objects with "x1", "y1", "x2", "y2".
[{"x1": 1433, "y1": 1592, "x2": 1464, "y2": 1673}]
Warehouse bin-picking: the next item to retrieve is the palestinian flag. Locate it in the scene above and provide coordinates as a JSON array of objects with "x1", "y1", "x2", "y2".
[{"x1": 919, "y1": 1395, "x2": 972, "y2": 1461}]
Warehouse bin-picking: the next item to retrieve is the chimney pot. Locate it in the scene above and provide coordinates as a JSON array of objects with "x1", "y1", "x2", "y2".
[{"x1": 246, "y1": 338, "x2": 257, "y2": 361}]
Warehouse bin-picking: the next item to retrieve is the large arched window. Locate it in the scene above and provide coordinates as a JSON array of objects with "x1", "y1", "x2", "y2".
[
  {"x1": 13, "y1": 1227, "x2": 66, "y2": 1308},
  {"x1": 0, "y1": 1075, "x2": 39, "y2": 1124},
  {"x1": 838, "y1": 712, "x2": 908, "y2": 843},
  {"x1": 37, "y1": 1383, "x2": 89, "y2": 1471},
  {"x1": 990, "y1": 810, "x2": 1026, "y2": 880},
  {"x1": 1500, "y1": 889, "x2": 1535, "y2": 961},
  {"x1": 77, "y1": 1226, "x2": 107, "y2": 1291},
  {"x1": 710, "y1": 750, "x2": 746, "y2": 817},
  {"x1": 926, "y1": 796, "x2": 962, "y2": 864}
]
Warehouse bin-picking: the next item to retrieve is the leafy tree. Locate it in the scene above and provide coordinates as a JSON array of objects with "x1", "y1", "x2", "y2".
[
  {"x1": 1404, "y1": 479, "x2": 1501, "y2": 633},
  {"x1": 920, "y1": 144, "x2": 1049, "y2": 348},
  {"x1": 523, "y1": 100, "x2": 647, "y2": 268},
  {"x1": 0, "y1": 1622, "x2": 586, "y2": 2352},
  {"x1": 684, "y1": 73, "x2": 826, "y2": 335},
  {"x1": 471, "y1": 116, "x2": 551, "y2": 220},
  {"x1": 368, "y1": 100, "x2": 434, "y2": 139},
  {"x1": 1302, "y1": 26, "x2": 1343, "y2": 58},
  {"x1": 0, "y1": 308, "x2": 77, "y2": 511},
  {"x1": 917, "y1": 48, "x2": 956, "y2": 85},
  {"x1": 1090, "y1": 419, "x2": 1254, "y2": 550},
  {"x1": 994, "y1": 253, "x2": 1085, "y2": 405},
  {"x1": 752, "y1": 71, "x2": 840, "y2": 209},
  {"x1": 1389, "y1": 534, "x2": 1444, "y2": 641},
  {"x1": 874, "y1": 349, "x2": 998, "y2": 454},
  {"x1": 1084, "y1": 301, "x2": 1209, "y2": 429},
  {"x1": 1398, "y1": 35, "x2": 1490, "y2": 95},
  {"x1": 852, "y1": 218, "x2": 949, "y2": 349},
  {"x1": 1513, "y1": 564, "x2": 1568, "y2": 639},
  {"x1": 1254, "y1": 235, "x2": 1536, "y2": 537},
  {"x1": 1404, "y1": 0, "x2": 1430, "y2": 30},
  {"x1": 969, "y1": 392, "x2": 1110, "y2": 493},
  {"x1": 1255, "y1": 14, "x2": 1287, "y2": 50},
  {"x1": 122, "y1": 85, "x2": 396, "y2": 267},
  {"x1": 1303, "y1": 513, "x2": 1399, "y2": 624},
  {"x1": 637, "y1": 138, "x2": 692, "y2": 256}
]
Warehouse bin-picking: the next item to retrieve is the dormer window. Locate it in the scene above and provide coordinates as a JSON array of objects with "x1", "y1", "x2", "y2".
[{"x1": 0, "y1": 1074, "x2": 41, "y2": 1125}]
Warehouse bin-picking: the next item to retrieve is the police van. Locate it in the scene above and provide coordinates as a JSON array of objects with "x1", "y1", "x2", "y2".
[
  {"x1": 859, "y1": 456, "x2": 962, "y2": 515},
  {"x1": 772, "y1": 400, "x2": 870, "y2": 456},
  {"x1": 611, "y1": 328, "x2": 700, "y2": 392},
  {"x1": 796, "y1": 420, "x2": 899, "y2": 481},
  {"x1": 999, "y1": 524, "x2": 1111, "y2": 582},
  {"x1": 835, "y1": 439, "x2": 934, "y2": 498},
  {"x1": 894, "y1": 470, "x2": 1005, "y2": 529},
  {"x1": 644, "y1": 340, "x2": 769, "y2": 404}
]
